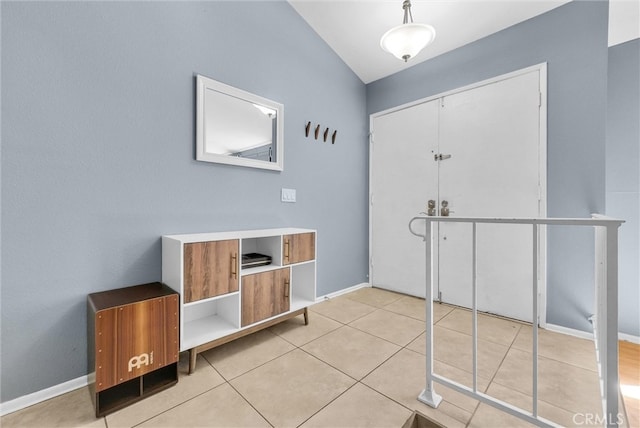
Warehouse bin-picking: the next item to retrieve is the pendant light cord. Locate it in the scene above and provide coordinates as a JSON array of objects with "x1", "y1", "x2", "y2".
[{"x1": 402, "y1": 0, "x2": 414, "y2": 24}]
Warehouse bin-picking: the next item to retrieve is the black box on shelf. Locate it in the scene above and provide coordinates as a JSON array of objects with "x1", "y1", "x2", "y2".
[{"x1": 242, "y1": 253, "x2": 272, "y2": 268}]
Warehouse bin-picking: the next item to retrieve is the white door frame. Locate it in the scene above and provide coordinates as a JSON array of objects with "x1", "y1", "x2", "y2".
[{"x1": 369, "y1": 63, "x2": 548, "y2": 326}]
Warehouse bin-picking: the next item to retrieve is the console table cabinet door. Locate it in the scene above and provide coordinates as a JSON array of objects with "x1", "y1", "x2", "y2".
[
  {"x1": 282, "y1": 233, "x2": 315, "y2": 265},
  {"x1": 241, "y1": 268, "x2": 290, "y2": 327},
  {"x1": 183, "y1": 240, "x2": 239, "y2": 303}
]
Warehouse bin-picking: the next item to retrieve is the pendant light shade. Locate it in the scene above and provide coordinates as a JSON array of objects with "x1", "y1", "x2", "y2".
[{"x1": 380, "y1": 0, "x2": 436, "y2": 62}]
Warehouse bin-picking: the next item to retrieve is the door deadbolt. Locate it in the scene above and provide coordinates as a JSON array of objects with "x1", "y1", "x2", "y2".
[
  {"x1": 427, "y1": 200, "x2": 436, "y2": 216},
  {"x1": 440, "y1": 200, "x2": 450, "y2": 217}
]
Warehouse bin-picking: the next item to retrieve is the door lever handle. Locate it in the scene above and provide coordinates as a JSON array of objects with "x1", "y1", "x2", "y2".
[{"x1": 434, "y1": 154, "x2": 452, "y2": 161}]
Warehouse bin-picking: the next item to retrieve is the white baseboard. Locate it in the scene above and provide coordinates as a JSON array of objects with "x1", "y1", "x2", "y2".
[
  {"x1": 545, "y1": 323, "x2": 595, "y2": 340},
  {"x1": 6, "y1": 295, "x2": 634, "y2": 418},
  {"x1": 1, "y1": 283, "x2": 374, "y2": 417},
  {"x1": 0, "y1": 374, "x2": 91, "y2": 416},
  {"x1": 546, "y1": 323, "x2": 640, "y2": 344},
  {"x1": 619, "y1": 332, "x2": 640, "y2": 344},
  {"x1": 315, "y1": 282, "x2": 370, "y2": 302}
]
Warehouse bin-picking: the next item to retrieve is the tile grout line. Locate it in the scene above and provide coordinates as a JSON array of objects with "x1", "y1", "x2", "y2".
[
  {"x1": 128, "y1": 300, "x2": 595, "y2": 427},
  {"x1": 290, "y1": 295, "x2": 418, "y2": 426},
  {"x1": 126, "y1": 378, "x2": 230, "y2": 428},
  {"x1": 469, "y1": 321, "x2": 605, "y2": 423},
  {"x1": 212, "y1": 303, "x2": 355, "y2": 428},
  {"x1": 0, "y1": 289, "x2": 606, "y2": 428},
  {"x1": 224, "y1": 377, "x2": 275, "y2": 428},
  {"x1": 398, "y1": 311, "x2": 477, "y2": 427},
  {"x1": 293, "y1": 381, "x2": 361, "y2": 427},
  {"x1": 299, "y1": 298, "x2": 471, "y2": 426},
  {"x1": 116, "y1": 354, "x2": 223, "y2": 427},
  {"x1": 294, "y1": 340, "x2": 418, "y2": 427},
  {"x1": 199, "y1": 329, "x2": 299, "y2": 382},
  {"x1": 200, "y1": 342, "x2": 303, "y2": 427},
  {"x1": 464, "y1": 323, "x2": 526, "y2": 427},
  {"x1": 363, "y1": 299, "x2": 487, "y2": 425},
  {"x1": 270, "y1": 316, "x2": 347, "y2": 348},
  {"x1": 194, "y1": 303, "x2": 359, "y2": 427}
]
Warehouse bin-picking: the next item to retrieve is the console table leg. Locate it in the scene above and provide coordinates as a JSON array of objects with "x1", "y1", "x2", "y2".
[
  {"x1": 304, "y1": 307, "x2": 309, "y2": 325},
  {"x1": 188, "y1": 349, "x2": 197, "y2": 374}
]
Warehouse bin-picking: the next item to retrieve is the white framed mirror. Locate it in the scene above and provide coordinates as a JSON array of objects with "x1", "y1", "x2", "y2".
[{"x1": 196, "y1": 74, "x2": 284, "y2": 171}]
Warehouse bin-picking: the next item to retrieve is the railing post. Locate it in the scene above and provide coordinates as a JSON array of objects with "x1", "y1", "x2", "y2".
[
  {"x1": 604, "y1": 224, "x2": 619, "y2": 427},
  {"x1": 472, "y1": 222, "x2": 478, "y2": 393},
  {"x1": 532, "y1": 223, "x2": 539, "y2": 417},
  {"x1": 418, "y1": 219, "x2": 443, "y2": 407}
]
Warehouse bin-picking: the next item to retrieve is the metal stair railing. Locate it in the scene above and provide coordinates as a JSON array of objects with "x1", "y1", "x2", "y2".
[{"x1": 408, "y1": 215, "x2": 624, "y2": 428}]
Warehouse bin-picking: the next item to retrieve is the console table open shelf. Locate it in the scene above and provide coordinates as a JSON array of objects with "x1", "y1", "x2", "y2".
[{"x1": 162, "y1": 228, "x2": 316, "y2": 373}]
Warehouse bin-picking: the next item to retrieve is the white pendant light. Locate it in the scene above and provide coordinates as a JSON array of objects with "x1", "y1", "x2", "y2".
[{"x1": 380, "y1": 0, "x2": 436, "y2": 62}]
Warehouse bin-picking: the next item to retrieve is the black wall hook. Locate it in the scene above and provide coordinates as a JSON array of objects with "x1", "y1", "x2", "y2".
[{"x1": 305, "y1": 121, "x2": 337, "y2": 145}]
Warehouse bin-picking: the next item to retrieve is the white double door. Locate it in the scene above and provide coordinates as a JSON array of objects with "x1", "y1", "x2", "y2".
[{"x1": 370, "y1": 68, "x2": 545, "y2": 323}]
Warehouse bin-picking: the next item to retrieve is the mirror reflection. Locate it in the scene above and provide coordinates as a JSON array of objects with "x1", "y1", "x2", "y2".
[
  {"x1": 204, "y1": 89, "x2": 277, "y2": 161},
  {"x1": 196, "y1": 75, "x2": 284, "y2": 171}
]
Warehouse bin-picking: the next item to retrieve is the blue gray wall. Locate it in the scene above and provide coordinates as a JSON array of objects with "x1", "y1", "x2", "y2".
[
  {"x1": 1, "y1": 0, "x2": 636, "y2": 406},
  {"x1": 1, "y1": 1, "x2": 368, "y2": 402},
  {"x1": 366, "y1": 0, "x2": 610, "y2": 333},
  {"x1": 607, "y1": 39, "x2": 640, "y2": 337}
]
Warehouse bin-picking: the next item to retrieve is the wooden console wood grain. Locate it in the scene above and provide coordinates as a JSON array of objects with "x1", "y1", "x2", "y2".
[
  {"x1": 242, "y1": 268, "x2": 290, "y2": 326},
  {"x1": 283, "y1": 232, "x2": 315, "y2": 265},
  {"x1": 184, "y1": 239, "x2": 239, "y2": 303}
]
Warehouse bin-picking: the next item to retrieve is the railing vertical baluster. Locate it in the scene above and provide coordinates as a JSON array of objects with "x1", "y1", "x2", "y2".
[
  {"x1": 418, "y1": 219, "x2": 442, "y2": 407},
  {"x1": 532, "y1": 223, "x2": 539, "y2": 417},
  {"x1": 472, "y1": 222, "x2": 478, "y2": 393}
]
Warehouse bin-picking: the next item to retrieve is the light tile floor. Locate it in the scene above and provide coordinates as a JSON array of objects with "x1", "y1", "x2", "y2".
[{"x1": 1, "y1": 287, "x2": 629, "y2": 427}]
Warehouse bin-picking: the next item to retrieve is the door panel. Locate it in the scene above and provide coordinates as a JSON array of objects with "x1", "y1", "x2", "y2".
[
  {"x1": 370, "y1": 68, "x2": 544, "y2": 323},
  {"x1": 438, "y1": 70, "x2": 541, "y2": 321},
  {"x1": 370, "y1": 100, "x2": 439, "y2": 297}
]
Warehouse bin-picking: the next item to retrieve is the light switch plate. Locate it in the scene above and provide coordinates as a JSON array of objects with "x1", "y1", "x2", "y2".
[{"x1": 281, "y1": 188, "x2": 296, "y2": 203}]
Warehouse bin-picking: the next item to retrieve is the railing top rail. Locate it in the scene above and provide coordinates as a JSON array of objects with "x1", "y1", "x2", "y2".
[{"x1": 409, "y1": 215, "x2": 624, "y2": 239}]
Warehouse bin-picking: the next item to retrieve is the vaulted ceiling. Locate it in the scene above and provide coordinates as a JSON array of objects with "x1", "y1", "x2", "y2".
[{"x1": 289, "y1": 0, "x2": 640, "y2": 84}]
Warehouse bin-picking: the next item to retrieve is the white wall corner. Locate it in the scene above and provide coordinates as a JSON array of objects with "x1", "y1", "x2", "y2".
[{"x1": 315, "y1": 282, "x2": 371, "y2": 302}]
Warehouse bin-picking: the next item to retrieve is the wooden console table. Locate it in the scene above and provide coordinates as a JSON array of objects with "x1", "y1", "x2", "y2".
[{"x1": 162, "y1": 228, "x2": 316, "y2": 373}]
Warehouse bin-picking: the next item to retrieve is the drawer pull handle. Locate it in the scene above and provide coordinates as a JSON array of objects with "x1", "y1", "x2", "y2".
[
  {"x1": 284, "y1": 239, "x2": 290, "y2": 261},
  {"x1": 284, "y1": 279, "x2": 290, "y2": 298},
  {"x1": 230, "y1": 253, "x2": 237, "y2": 279}
]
